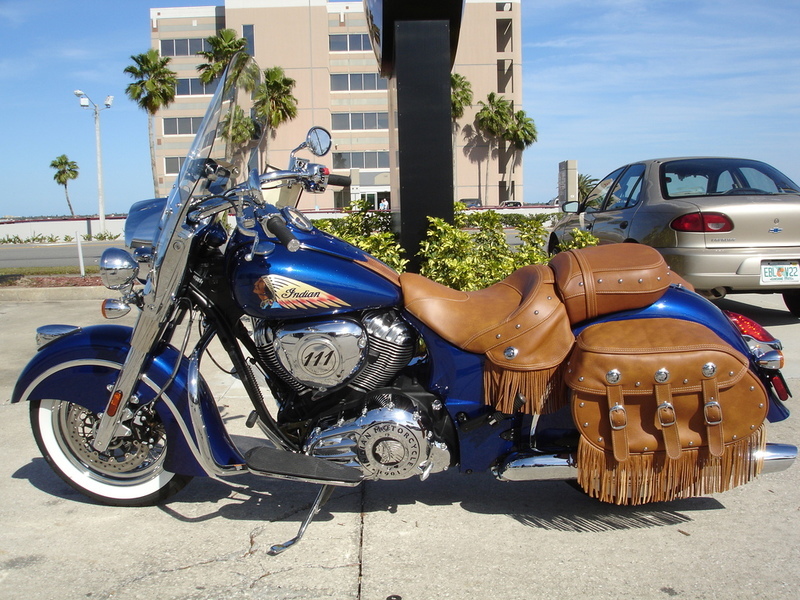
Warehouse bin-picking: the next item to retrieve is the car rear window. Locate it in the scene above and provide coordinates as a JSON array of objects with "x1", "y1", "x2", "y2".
[{"x1": 660, "y1": 158, "x2": 800, "y2": 198}]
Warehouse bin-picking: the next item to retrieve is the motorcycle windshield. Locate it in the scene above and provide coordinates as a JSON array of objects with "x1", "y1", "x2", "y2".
[{"x1": 151, "y1": 53, "x2": 262, "y2": 283}]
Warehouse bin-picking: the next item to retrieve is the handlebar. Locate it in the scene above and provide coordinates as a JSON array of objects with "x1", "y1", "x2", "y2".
[
  {"x1": 264, "y1": 214, "x2": 300, "y2": 252},
  {"x1": 327, "y1": 174, "x2": 351, "y2": 187}
]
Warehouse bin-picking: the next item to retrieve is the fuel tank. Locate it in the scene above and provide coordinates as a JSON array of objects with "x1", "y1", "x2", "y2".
[{"x1": 228, "y1": 225, "x2": 401, "y2": 320}]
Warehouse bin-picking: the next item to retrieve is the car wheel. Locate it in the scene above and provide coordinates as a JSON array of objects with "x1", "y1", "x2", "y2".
[
  {"x1": 782, "y1": 290, "x2": 800, "y2": 318},
  {"x1": 548, "y1": 234, "x2": 560, "y2": 255}
]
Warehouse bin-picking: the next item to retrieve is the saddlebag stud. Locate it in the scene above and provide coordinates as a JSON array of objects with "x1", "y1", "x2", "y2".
[
  {"x1": 503, "y1": 347, "x2": 519, "y2": 360},
  {"x1": 654, "y1": 368, "x2": 670, "y2": 383},
  {"x1": 606, "y1": 369, "x2": 621, "y2": 384},
  {"x1": 702, "y1": 362, "x2": 717, "y2": 377}
]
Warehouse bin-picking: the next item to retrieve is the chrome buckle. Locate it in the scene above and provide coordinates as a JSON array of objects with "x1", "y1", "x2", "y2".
[
  {"x1": 657, "y1": 402, "x2": 677, "y2": 427},
  {"x1": 609, "y1": 404, "x2": 628, "y2": 430},
  {"x1": 704, "y1": 400, "x2": 723, "y2": 426}
]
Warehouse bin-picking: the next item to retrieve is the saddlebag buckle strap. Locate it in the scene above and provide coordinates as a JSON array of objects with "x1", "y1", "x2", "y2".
[
  {"x1": 606, "y1": 384, "x2": 629, "y2": 462},
  {"x1": 702, "y1": 377, "x2": 725, "y2": 457},
  {"x1": 703, "y1": 400, "x2": 723, "y2": 426},
  {"x1": 654, "y1": 383, "x2": 682, "y2": 460},
  {"x1": 609, "y1": 404, "x2": 628, "y2": 430}
]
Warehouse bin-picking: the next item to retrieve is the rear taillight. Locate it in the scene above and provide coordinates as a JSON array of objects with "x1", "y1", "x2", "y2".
[
  {"x1": 772, "y1": 373, "x2": 792, "y2": 401},
  {"x1": 723, "y1": 311, "x2": 777, "y2": 343},
  {"x1": 671, "y1": 212, "x2": 733, "y2": 232}
]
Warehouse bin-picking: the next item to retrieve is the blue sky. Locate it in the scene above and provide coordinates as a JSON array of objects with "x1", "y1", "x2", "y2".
[{"x1": 0, "y1": 0, "x2": 798, "y2": 218}]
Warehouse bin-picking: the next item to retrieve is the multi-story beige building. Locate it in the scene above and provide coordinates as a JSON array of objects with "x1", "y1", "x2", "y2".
[{"x1": 149, "y1": 0, "x2": 523, "y2": 209}]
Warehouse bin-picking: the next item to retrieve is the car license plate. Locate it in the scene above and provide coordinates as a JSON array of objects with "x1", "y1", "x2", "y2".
[{"x1": 760, "y1": 260, "x2": 800, "y2": 284}]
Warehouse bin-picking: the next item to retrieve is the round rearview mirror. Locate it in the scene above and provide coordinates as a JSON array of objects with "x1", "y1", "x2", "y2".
[{"x1": 305, "y1": 127, "x2": 332, "y2": 157}]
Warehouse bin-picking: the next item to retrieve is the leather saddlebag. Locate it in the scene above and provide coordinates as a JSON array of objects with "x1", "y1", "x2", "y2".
[
  {"x1": 549, "y1": 245, "x2": 683, "y2": 324},
  {"x1": 566, "y1": 318, "x2": 768, "y2": 505}
]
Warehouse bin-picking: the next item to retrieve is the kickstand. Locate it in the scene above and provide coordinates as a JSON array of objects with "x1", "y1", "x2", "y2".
[{"x1": 269, "y1": 484, "x2": 335, "y2": 556}]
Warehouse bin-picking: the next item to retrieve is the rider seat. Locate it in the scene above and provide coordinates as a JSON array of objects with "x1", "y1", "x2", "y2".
[{"x1": 400, "y1": 265, "x2": 574, "y2": 414}]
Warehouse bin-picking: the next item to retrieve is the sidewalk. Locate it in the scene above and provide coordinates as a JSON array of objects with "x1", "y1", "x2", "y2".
[{"x1": 1, "y1": 297, "x2": 799, "y2": 600}]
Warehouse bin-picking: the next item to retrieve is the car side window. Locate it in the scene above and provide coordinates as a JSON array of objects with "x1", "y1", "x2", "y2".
[
  {"x1": 603, "y1": 164, "x2": 646, "y2": 210},
  {"x1": 584, "y1": 167, "x2": 625, "y2": 212},
  {"x1": 739, "y1": 167, "x2": 781, "y2": 193}
]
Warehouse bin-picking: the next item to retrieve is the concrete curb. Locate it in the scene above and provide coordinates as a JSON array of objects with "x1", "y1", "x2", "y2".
[{"x1": 0, "y1": 286, "x2": 109, "y2": 302}]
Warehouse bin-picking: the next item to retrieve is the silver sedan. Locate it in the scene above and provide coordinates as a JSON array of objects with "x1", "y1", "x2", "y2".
[{"x1": 549, "y1": 157, "x2": 800, "y2": 315}]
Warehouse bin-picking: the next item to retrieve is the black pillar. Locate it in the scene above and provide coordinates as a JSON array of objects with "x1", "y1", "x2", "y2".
[{"x1": 391, "y1": 20, "x2": 454, "y2": 272}]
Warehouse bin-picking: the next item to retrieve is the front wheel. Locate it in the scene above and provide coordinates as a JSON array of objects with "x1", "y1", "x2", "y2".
[
  {"x1": 31, "y1": 399, "x2": 191, "y2": 506},
  {"x1": 782, "y1": 290, "x2": 800, "y2": 318}
]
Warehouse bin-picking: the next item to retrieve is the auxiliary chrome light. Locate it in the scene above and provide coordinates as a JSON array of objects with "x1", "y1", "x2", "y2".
[{"x1": 99, "y1": 248, "x2": 139, "y2": 290}]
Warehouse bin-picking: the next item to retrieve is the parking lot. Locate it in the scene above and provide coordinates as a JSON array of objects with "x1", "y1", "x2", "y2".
[{"x1": 0, "y1": 291, "x2": 798, "y2": 600}]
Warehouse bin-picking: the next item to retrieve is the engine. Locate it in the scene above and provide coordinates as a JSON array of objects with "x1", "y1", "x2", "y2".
[
  {"x1": 303, "y1": 390, "x2": 452, "y2": 480},
  {"x1": 254, "y1": 309, "x2": 416, "y2": 395},
  {"x1": 253, "y1": 310, "x2": 453, "y2": 480}
]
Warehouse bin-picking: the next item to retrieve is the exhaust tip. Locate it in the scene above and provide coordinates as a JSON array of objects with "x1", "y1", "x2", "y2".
[{"x1": 756, "y1": 443, "x2": 797, "y2": 475}]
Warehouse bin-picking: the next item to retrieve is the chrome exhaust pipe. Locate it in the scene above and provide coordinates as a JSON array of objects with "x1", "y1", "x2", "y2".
[
  {"x1": 493, "y1": 451, "x2": 578, "y2": 482},
  {"x1": 755, "y1": 443, "x2": 797, "y2": 474},
  {"x1": 493, "y1": 443, "x2": 797, "y2": 482}
]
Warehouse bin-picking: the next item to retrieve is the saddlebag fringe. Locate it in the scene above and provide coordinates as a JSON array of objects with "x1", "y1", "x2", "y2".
[
  {"x1": 576, "y1": 425, "x2": 766, "y2": 505},
  {"x1": 484, "y1": 362, "x2": 568, "y2": 414}
]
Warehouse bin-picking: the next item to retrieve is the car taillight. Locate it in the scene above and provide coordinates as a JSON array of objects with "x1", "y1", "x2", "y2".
[
  {"x1": 670, "y1": 212, "x2": 733, "y2": 232},
  {"x1": 723, "y1": 310, "x2": 777, "y2": 342}
]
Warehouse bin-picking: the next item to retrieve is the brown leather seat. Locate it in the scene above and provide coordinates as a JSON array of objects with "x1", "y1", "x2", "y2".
[{"x1": 400, "y1": 265, "x2": 573, "y2": 370}]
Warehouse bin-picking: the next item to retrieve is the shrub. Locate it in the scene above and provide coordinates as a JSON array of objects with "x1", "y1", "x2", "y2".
[
  {"x1": 313, "y1": 202, "x2": 599, "y2": 291},
  {"x1": 313, "y1": 199, "x2": 407, "y2": 273}
]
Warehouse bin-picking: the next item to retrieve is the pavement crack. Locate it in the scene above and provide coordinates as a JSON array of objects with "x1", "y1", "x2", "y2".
[{"x1": 356, "y1": 482, "x2": 366, "y2": 600}]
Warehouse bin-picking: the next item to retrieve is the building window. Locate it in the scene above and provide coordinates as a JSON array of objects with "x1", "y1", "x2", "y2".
[
  {"x1": 242, "y1": 24, "x2": 255, "y2": 54},
  {"x1": 175, "y1": 78, "x2": 218, "y2": 96},
  {"x1": 333, "y1": 151, "x2": 390, "y2": 169},
  {"x1": 165, "y1": 156, "x2": 186, "y2": 175},
  {"x1": 163, "y1": 117, "x2": 205, "y2": 136},
  {"x1": 331, "y1": 112, "x2": 389, "y2": 131},
  {"x1": 331, "y1": 73, "x2": 388, "y2": 92},
  {"x1": 496, "y1": 18, "x2": 513, "y2": 52},
  {"x1": 329, "y1": 33, "x2": 371, "y2": 52},
  {"x1": 497, "y1": 59, "x2": 513, "y2": 93},
  {"x1": 160, "y1": 38, "x2": 211, "y2": 57}
]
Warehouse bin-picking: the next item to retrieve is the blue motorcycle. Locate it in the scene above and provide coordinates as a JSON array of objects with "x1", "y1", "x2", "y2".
[{"x1": 12, "y1": 58, "x2": 796, "y2": 554}]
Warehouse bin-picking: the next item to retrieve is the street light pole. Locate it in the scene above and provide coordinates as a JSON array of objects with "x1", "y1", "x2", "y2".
[{"x1": 74, "y1": 90, "x2": 113, "y2": 233}]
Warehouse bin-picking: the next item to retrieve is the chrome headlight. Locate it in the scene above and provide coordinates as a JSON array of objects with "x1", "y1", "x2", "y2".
[{"x1": 99, "y1": 248, "x2": 139, "y2": 290}]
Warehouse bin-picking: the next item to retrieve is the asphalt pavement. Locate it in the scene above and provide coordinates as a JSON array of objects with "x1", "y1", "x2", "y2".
[{"x1": 0, "y1": 289, "x2": 798, "y2": 600}]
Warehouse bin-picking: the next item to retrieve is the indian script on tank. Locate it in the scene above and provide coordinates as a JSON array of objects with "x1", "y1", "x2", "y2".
[{"x1": 253, "y1": 274, "x2": 351, "y2": 310}]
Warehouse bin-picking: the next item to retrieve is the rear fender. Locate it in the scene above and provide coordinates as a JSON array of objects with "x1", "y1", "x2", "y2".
[{"x1": 12, "y1": 324, "x2": 243, "y2": 476}]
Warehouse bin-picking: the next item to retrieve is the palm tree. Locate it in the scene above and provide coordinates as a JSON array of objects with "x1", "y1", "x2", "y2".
[
  {"x1": 450, "y1": 73, "x2": 473, "y2": 201},
  {"x1": 578, "y1": 173, "x2": 599, "y2": 202},
  {"x1": 220, "y1": 105, "x2": 261, "y2": 172},
  {"x1": 197, "y1": 28, "x2": 249, "y2": 84},
  {"x1": 475, "y1": 93, "x2": 512, "y2": 203},
  {"x1": 124, "y1": 49, "x2": 177, "y2": 196},
  {"x1": 506, "y1": 109, "x2": 537, "y2": 150},
  {"x1": 450, "y1": 73, "x2": 473, "y2": 123},
  {"x1": 50, "y1": 154, "x2": 79, "y2": 216},
  {"x1": 253, "y1": 66, "x2": 298, "y2": 167}
]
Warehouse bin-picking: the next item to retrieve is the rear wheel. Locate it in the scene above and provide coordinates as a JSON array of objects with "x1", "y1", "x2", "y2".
[
  {"x1": 782, "y1": 290, "x2": 800, "y2": 318},
  {"x1": 31, "y1": 398, "x2": 191, "y2": 506}
]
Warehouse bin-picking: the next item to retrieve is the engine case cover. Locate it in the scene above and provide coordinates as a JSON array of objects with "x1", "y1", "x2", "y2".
[
  {"x1": 272, "y1": 320, "x2": 367, "y2": 389},
  {"x1": 304, "y1": 405, "x2": 451, "y2": 480}
]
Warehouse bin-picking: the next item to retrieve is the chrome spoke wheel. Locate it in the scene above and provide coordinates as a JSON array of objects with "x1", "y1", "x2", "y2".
[
  {"x1": 55, "y1": 401, "x2": 167, "y2": 482},
  {"x1": 32, "y1": 396, "x2": 191, "y2": 506}
]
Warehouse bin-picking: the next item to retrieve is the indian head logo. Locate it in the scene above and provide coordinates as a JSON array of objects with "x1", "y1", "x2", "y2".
[{"x1": 253, "y1": 275, "x2": 350, "y2": 310}]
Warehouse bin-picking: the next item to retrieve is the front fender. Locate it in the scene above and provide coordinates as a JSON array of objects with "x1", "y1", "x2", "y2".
[{"x1": 12, "y1": 324, "x2": 242, "y2": 477}]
